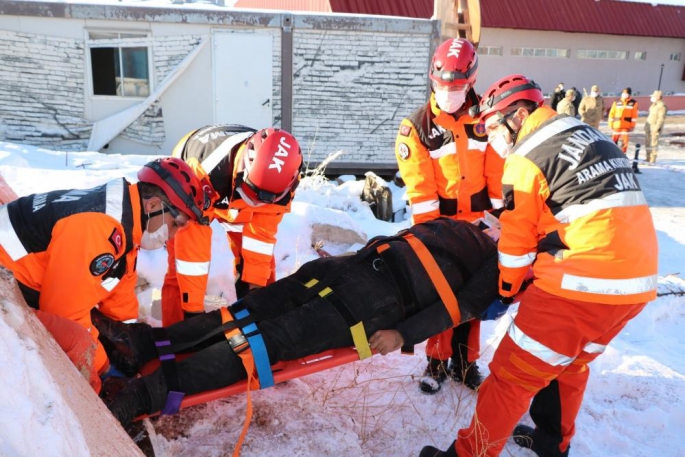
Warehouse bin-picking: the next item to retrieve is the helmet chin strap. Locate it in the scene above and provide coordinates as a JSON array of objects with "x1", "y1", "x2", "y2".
[
  {"x1": 143, "y1": 205, "x2": 165, "y2": 225},
  {"x1": 501, "y1": 111, "x2": 521, "y2": 145}
]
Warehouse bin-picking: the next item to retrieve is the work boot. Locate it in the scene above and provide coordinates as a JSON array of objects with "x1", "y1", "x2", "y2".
[
  {"x1": 91, "y1": 308, "x2": 156, "y2": 377},
  {"x1": 512, "y1": 424, "x2": 570, "y2": 457},
  {"x1": 449, "y1": 357, "x2": 483, "y2": 391},
  {"x1": 418, "y1": 440, "x2": 458, "y2": 457},
  {"x1": 418, "y1": 358, "x2": 449, "y2": 394},
  {"x1": 101, "y1": 376, "x2": 151, "y2": 427},
  {"x1": 101, "y1": 369, "x2": 168, "y2": 428}
]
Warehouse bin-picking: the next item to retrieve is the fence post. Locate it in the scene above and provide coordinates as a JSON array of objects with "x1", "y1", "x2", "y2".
[{"x1": 632, "y1": 143, "x2": 641, "y2": 174}]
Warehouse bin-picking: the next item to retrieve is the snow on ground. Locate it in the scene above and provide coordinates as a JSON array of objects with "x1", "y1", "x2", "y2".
[{"x1": 0, "y1": 115, "x2": 684, "y2": 456}]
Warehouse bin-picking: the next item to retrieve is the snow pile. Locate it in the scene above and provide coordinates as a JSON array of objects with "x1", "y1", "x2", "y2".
[{"x1": 0, "y1": 270, "x2": 142, "y2": 456}]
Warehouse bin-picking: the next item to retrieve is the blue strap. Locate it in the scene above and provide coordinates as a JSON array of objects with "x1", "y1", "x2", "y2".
[{"x1": 234, "y1": 307, "x2": 275, "y2": 389}]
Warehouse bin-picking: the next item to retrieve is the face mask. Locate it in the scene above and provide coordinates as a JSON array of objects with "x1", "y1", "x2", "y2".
[
  {"x1": 435, "y1": 89, "x2": 467, "y2": 114},
  {"x1": 621, "y1": 93, "x2": 629, "y2": 100},
  {"x1": 650, "y1": 96, "x2": 657, "y2": 103},
  {"x1": 591, "y1": 91, "x2": 598, "y2": 98},
  {"x1": 489, "y1": 130, "x2": 514, "y2": 159},
  {"x1": 140, "y1": 208, "x2": 169, "y2": 250}
]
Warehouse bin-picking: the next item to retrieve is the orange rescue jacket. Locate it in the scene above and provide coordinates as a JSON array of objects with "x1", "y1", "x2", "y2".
[
  {"x1": 395, "y1": 91, "x2": 503, "y2": 224},
  {"x1": 498, "y1": 106, "x2": 658, "y2": 305},
  {"x1": 608, "y1": 98, "x2": 638, "y2": 131},
  {"x1": 172, "y1": 125, "x2": 294, "y2": 312},
  {"x1": 0, "y1": 179, "x2": 143, "y2": 372}
]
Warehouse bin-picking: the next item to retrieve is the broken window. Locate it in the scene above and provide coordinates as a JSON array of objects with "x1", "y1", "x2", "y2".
[{"x1": 89, "y1": 31, "x2": 151, "y2": 97}]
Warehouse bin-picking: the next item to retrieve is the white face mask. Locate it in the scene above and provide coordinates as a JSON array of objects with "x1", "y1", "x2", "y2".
[
  {"x1": 489, "y1": 131, "x2": 514, "y2": 159},
  {"x1": 435, "y1": 89, "x2": 467, "y2": 114},
  {"x1": 140, "y1": 209, "x2": 169, "y2": 250},
  {"x1": 650, "y1": 96, "x2": 657, "y2": 103},
  {"x1": 591, "y1": 91, "x2": 599, "y2": 98},
  {"x1": 621, "y1": 93, "x2": 630, "y2": 100}
]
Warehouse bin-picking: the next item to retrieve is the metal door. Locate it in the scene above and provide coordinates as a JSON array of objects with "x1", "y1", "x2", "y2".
[{"x1": 213, "y1": 32, "x2": 273, "y2": 129}]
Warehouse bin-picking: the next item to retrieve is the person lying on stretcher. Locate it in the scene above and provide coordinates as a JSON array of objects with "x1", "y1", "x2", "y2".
[{"x1": 95, "y1": 217, "x2": 501, "y2": 426}]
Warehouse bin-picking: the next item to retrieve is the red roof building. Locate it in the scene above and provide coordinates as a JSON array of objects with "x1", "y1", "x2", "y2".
[
  {"x1": 235, "y1": 0, "x2": 685, "y2": 93},
  {"x1": 238, "y1": 0, "x2": 685, "y2": 38},
  {"x1": 480, "y1": 0, "x2": 685, "y2": 39}
]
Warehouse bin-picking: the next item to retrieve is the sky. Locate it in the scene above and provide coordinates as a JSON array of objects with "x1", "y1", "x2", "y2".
[{"x1": 0, "y1": 113, "x2": 685, "y2": 456}]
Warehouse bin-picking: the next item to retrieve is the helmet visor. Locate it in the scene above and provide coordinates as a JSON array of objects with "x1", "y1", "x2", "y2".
[
  {"x1": 240, "y1": 175, "x2": 287, "y2": 206},
  {"x1": 433, "y1": 81, "x2": 470, "y2": 92},
  {"x1": 164, "y1": 204, "x2": 190, "y2": 227}
]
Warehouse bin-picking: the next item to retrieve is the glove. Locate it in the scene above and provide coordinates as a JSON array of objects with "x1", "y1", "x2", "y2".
[
  {"x1": 183, "y1": 310, "x2": 204, "y2": 320},
  {"x1": 480, "y1": 297, "x2": 512, "y2": 321},
  {"x1": 99, "y1": 362, "x2": 126, "y2": 381}
]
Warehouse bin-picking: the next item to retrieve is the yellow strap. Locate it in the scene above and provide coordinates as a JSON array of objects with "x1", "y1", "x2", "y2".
[
  {"x1": 350, "y1": 322, "x2": 373, "y2": 360},
  {"x1": 306, "y1": 280, "x2": 371, "y2": 359},
  {"x1": 403, "y1": 233, "x2": 461, "y2": 326}
]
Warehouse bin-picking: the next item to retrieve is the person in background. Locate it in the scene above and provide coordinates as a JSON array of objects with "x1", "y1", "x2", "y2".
[
  {"x1": 555, "y1": 89, "x2": 576, "y2": 117},
  {"x1": 550, "y1": 82, "x2": 565, "y2": 111},
  {"x1": 578, "y1": 84, "x2": 604, "y2": 128},
  {"x1": 162, "y1": 125, "x2": 303, "y2": 326},
  {"x1": 421, "y1": 74, "x2": 657, "y2": 457},
  {"x1": 394, "y1": 37, "x2": 504, "y2": 394},
  {"x1": 571, "y1": 87, "x2": 581, "y2": 115},
  {"x1": 608, "y1": 87, "x2": 638, "y2": 153},
  {"x1": 0, "y1": 158, "x2": 206, "y2": 392},
  {"x1": 645, "y1": 90, "x2": 668, "y2": 163}
]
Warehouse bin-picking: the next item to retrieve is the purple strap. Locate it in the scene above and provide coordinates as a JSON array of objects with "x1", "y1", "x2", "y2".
[{"x1": 161, "y1": 391, "x2": 185, "y2": 415}]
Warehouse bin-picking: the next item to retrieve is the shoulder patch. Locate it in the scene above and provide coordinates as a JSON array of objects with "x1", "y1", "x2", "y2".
[
  {"x1": 399, "y1": 125, "x2": 412, "y2": 137},
  {"x1": 90, "y1": 253, "x2": 115, "y2": 276},
  {"x1": 108, "y1": 227, "x2": 123, "y2": 254},
  {"x1": 474, "y1": 122, "x2": 487, "y2": 137},
  {"x1": 397, "y1": 143, "x2": 410, "y2": 161}
]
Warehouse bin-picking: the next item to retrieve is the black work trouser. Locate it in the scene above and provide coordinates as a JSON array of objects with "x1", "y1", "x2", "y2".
[{"x1": 159, "y1": 255, "x2": 403, "y2": 396}]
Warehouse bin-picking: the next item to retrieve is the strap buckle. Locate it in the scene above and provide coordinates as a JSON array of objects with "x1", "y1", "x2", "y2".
[{"x1": 228, "y1": 333, "x2": 249, "y2": 353}]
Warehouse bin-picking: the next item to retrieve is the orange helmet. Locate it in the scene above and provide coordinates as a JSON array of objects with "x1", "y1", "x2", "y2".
[
  {"x1": 429, "y1": 38, "x2": 478, "y2": 88},
  {"x1": 237, "y1": 128, "x2": 303, "y2": 206},
  {"x1": 137, "y1": 157, "x2": 211, "y2": 222}
]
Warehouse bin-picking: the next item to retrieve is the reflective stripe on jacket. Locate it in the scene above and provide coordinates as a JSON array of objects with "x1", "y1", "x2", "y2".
[
  {"x1": 172, "y1": 125, "x2": 294, "y2": 305},
  {"x1": 608, "y1": 98, "x2": 638, "y2": 131},
  {"x1": 0, "y1": 179, "x2": 142, "y2": 372},
  {"x1": 395, "y1": 91, "x2": 504, "y2": 224},
  {"x1": 498, "y1": 106, "x2": 658, "y2": 304}
]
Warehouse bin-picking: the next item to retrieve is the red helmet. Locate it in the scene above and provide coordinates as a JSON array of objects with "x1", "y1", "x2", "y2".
[
  {"x1": 472, "y1": 74, "x2": 545, "y2": 121},
  {"x1": 137, "y1": 157, "x2": 211, "y2": 222},
  {"x1": 429, "y1": 38, "x2": 478, "y2": 88},
  {"x1": 238, "y1": 128, "x2": 303, "y2": 206}
]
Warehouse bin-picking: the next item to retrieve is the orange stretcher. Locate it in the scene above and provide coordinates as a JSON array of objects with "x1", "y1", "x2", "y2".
[{"x1": 139, "y1": 346, "x2": 366, "y2": 411}]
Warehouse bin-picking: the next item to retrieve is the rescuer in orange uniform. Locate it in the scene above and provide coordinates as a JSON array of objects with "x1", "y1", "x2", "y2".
[
  {"x1": 395, "y1": 38, "x2": 504, "y2": 394},
  {"x1": 420, "y1": 75, "x2": 658, "y2": 457},
  {"x1": 0, "y1": 158, "x2": 207, "y2": 392},
  {"x1": 162, "y1": 125, "x2": 303, "y2": 326},
  {"x1": 608, "y1": 87, "x2": 639, "y2": 153}
]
